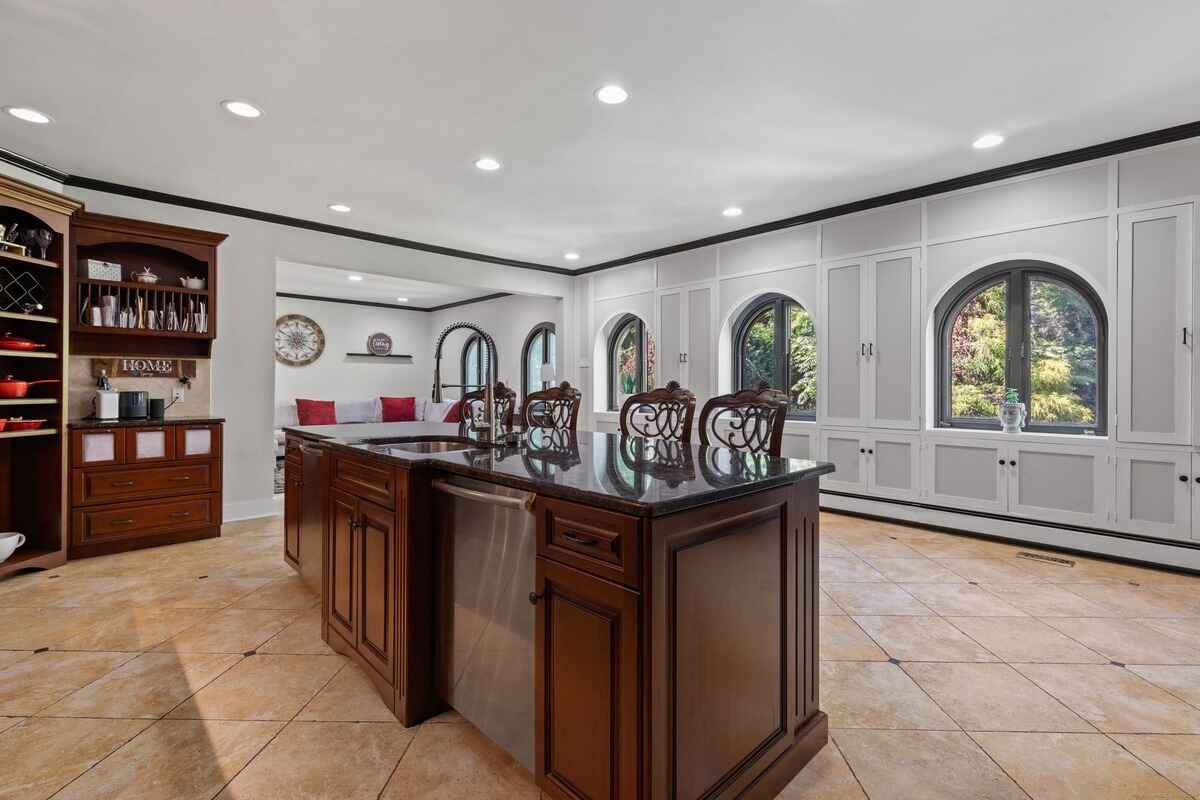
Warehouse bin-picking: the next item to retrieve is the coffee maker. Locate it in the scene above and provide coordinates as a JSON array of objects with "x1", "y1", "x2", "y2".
[{"x1": 118, "y1": 390, "x2": 149, "y2": 419}]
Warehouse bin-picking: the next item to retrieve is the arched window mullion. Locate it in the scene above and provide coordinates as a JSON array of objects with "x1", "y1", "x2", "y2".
[{"x1": 732, "y1": 293, "x2": 816, "y2": 421}]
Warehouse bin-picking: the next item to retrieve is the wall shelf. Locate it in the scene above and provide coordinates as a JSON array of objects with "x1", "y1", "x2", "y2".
[
  {"x1": 0, "y1": 250, "x2": 58, "y2": 270},
  {"x1": 0, "y1": 349, "x2": 58, "y2": 359},
  {"x1": 0, "y1": 428, "x2": 57, "y2": 439},
  {"x1": 0, "y1": 310, "x2": 58, "y2": 324},
  {"x1": 0, "y1": 398, "x2": 57, "y2": 405},
  {"x1": 345, "y1": 353, "x2": 413, "y2": 361}
]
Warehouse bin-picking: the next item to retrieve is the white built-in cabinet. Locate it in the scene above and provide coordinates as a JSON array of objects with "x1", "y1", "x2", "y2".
[
  {"x1": 1114, "y1": 448, "x2": 1195, "y2": 542},
  {"x1": 820, "y1": 429, "x2": 921, "y2": 501},
  {"x1": 819, "y1": 249, "x2": 920, "y2": 430},
  {"x1": 1117, "y1": 204, "x2": 1193, "y2": 445},
  {"x1": 655, "y1": 282, "x2": 715, "y2": 414}
]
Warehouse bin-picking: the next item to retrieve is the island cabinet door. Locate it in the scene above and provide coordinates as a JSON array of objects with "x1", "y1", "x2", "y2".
[
  {"x1": 326, "y1": 487, "x2": 358, "y2": 647},
  {"x1": 649, "y1": 486, "x2": 798, "y2": 800},
  {"x1": 283, "y1": 460, "x2": 301, "y2": 568},
  {"x1": 534, "y1": 557, "x2": 639, "y2": 800},
  {"x1": 356, "y1": 498, "x2": 396, "y2": 683}
]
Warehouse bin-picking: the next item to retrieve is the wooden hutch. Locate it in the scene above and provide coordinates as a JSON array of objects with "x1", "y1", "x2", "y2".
[{"x1": 0, "y1": 175, "x2": 82, "y2": 577}]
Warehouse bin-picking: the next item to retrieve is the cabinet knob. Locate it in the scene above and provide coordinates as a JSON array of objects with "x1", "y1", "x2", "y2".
[
  {"x1": 998, "y1": 459, "x2": 1005, "y2": 465},
  {"x1": 528, "y1": 592, "x2": 543, "y2": 606},
  {"x1": 1009, "y1": 460, "x2": 1017, "y2": 466},
  {"x1": 859, "y1": 448, "x2": 866, "y2": 454},
  {"x1": 867, "y1": 449, "x2": 874, "y2": 455},
  {"x1": 1195, "y1": 477, "x2": 1199, "y2": 484},
  {"x1": 1181, "y1": 475, "x2": 1190, "y2": 483}
]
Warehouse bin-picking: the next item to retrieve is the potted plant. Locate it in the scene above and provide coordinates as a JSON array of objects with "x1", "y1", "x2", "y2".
[{"x1": 998, "y1": 388, "x2": 1026, "y2": 433}]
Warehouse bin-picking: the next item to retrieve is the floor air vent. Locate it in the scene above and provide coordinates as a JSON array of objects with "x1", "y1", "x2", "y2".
[{"x1": 1016, "y1": 551, "x2": 1075, "y2": 567}]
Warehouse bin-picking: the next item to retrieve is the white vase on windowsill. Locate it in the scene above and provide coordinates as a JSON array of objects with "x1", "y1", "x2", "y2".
[{"x1": 998, "y1": 401, "x2": 1026, "y2": 434}]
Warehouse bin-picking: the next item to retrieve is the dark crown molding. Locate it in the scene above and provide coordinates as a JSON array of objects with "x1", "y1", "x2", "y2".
[
  {"x1": 276, "y1": 291, "x2": 510, "y2": 313},
  {"x1": 4, "y1": 118, "x2": 1200, "y2": 279}
]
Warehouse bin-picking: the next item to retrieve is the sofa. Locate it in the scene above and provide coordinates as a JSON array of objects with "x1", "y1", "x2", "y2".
[{"x1": 273, "y1": 397, "x2": 460, "y2": 457}]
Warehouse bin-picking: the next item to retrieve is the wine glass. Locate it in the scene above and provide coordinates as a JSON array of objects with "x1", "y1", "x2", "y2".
[{"x1": 31, "y1": 229, "x2": 52, "y2": 260}]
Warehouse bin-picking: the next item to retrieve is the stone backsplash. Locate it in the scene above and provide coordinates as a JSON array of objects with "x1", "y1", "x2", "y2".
[{"x1": 68, "y1": 356, "x2": 211, "y2": 419}]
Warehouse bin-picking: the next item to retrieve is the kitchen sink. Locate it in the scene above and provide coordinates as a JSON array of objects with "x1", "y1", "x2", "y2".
[{"x1": 389, "y1": 439, "x2": 479, "y2": 453}]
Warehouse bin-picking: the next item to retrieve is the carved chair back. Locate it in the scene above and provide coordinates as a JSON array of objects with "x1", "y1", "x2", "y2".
[
  {"x1": 697, "y1": 381, "x2": 788, "y2": 457},
  {"x1": 521, "y1": 381, "x2": 582, "y2": 430},
  {"x1": 461, "y1": 382, "x2": 517, "y2": 430},
  {"x1": 619, "y1": 380, "x2": 697, "y2": 443}
]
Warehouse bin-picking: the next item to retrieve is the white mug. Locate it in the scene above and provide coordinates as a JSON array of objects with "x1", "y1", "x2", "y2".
[{"x1": 0, "y1": 532, "x2": 25, "y2": 564}]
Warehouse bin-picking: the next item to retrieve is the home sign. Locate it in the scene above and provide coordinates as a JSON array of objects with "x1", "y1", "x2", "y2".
[{"x1": 91, "y1": 358, "x2": 198, "y2": 379}]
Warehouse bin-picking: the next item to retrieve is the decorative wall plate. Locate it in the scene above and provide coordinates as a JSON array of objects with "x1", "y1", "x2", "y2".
[
  {"x1": 275, "y1": 314, "x2": 325, "y2": 366},
  {"x1": 366, "y1": 331, "x2": 393, "y2": 356}
]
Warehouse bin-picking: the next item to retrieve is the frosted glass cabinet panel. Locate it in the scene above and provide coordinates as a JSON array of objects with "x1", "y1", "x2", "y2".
[
  {"x1": 819, "y1": 430, "x2": 867, "y2": 492},
  {"x1": 73, "y1": 429, "x2": 123, "y2": 467},
  {"x1": 868, "y1": 433, "x2": 921, "y2": 501},
  {"x1": 868, "y1": 253, "x2": 921, "y2": 430},
  {"x1": 175, "y1": 424, "x2": 221, "y2": 460},
  {"x1": 820, "y1": 261, "x2": 865, "y2": 426},
  {"x1": 127, "y1": 427, "x2": 174, "y2": 463},
  {"x1": 1117, "y1": 205, "x2": 1193, "y2": 445},
  {"x1": 924, "y1": 438, "x2": 1007, "y2": 513},
  {"x1": 1115, "y1": 448, "x2": 1191, "y2": 541},
  {"x1": 1007, "y1": 443, "x2": 1106, "y2": 528}
]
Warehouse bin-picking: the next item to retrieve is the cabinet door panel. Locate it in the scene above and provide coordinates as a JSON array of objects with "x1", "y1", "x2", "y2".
[
  {"x1": 535, "y1": 558, "x2": 638, "y2": 800},
  {"x1": 656, "y1": 289, "x2": 683, "y2": 388},
  {"x1": 1117, "y1": 205, "x2": 1192, "y2": 444},
  {"x1": 1008, "y1": 445, "x2": 1106, "y2": 527},
  {"x1": 357, "y1": 499, "x2": 395, "y2": 682},
  {"x1": 822, "y1": 261, "x2": 864, "y2": 425},
  {"x1": 1115, "y1": 448, "x2": 1191, "y2": 541},
  {"x1": 819, "y1": 430, "x2": 866, "y2": 493},
  {"x1": 175, "y1": 424, "x2": 222, "y2": 460},
  {"x1": 869, "y1": 253, "x2": 920, "y2": 429},
  {"x1": 71, "y1": 429, "x2": 125, "y2": 468},
  {"x1": 869, "y1": 433, "x2": 921, "y2": 500},
  {"x1": 327, "y1": 488, "x2": 358, "y2": 645},
  {"x1": 125, "y1": 427, "x2": 175, "y2": 463},
  {"x1": 686, "y1": 285, "x2": 714, "y2": 409},
  {"x1": 284, "y1": 461, "x2": 301, "y2": 567},
  {"x1": 925, "y1": 439, "x2": 1007, "y2": 512}
]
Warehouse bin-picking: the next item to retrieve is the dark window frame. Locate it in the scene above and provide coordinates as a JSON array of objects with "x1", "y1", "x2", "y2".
[
  {"x1": 935, "y1": 260, "x2": 1107, "y2": 435},
  {"x1": 732, "y1": 293, "x2": 817, "y2": 421},
  {"x1": 461, "y1": 333, "x2": 494, "y2": 390},
  {"x1": 521, "y1": 322, "x2": 557, "y2": 397},
  {"x1": 607, "y1": 314, "x2": 645, "y2": 411}
]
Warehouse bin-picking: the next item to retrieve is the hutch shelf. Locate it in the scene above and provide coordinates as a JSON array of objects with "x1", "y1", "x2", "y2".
[
  {"x1": 70, "y1": 212, "x2": 225, "y2": 358},
  {"x1": 0, "y1": 174, "x2": 82, "y2": 578}
]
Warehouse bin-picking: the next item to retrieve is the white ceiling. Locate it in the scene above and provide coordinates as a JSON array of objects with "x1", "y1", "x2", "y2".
[
  {"x1": 5, "y1": 1, "x2": 1200, "y2": 268},
  {"x1": 275, "y1": 260, "x2": 492, "y2": 308}
]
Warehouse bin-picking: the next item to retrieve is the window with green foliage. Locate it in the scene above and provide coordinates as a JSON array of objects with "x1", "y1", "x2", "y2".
[
  {"x1": 733, "y1": 294, "x2": 816, "y2": 419},
  {"x1": 461, "y1": 334, "x2": 490, "y2": 390},
  {"x1": 608, "y1": 314, "x2": 646, "y2": 410},
  {"x1": 938, "y1": 262, "x2": 1105, "y2": 433},
  {"x1": 522, "y1": 322, "x2": 556, "y2": 398}
]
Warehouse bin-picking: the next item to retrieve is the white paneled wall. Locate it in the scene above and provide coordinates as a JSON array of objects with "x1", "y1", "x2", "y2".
[{"x1": 577, "y1": 137, "x2": 1200, "y2": 568}]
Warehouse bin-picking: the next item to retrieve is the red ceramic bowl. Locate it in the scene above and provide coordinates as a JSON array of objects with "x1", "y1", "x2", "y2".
[
  {"x1": 6, "y1": 419, "x2": 45, "y2": 431},
  {"x1": 0, "y1": 419, "x2": 7, "y2": 432}
]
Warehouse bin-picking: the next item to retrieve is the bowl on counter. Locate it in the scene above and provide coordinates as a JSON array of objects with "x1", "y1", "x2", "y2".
[
  {"x1": 0, "y1": 532, "x2": 25, "y2": 564},
  {"x1": 6, "y1": 419, "x2": 45, "y2": 431}
]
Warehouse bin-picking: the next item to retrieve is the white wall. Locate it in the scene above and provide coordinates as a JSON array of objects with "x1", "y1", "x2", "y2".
[
  {"x1": 428, "y1": 293, "x2": 563, "y2": 403},
  {"x1": 274, "y1": 295, "x2": 431, "y2": 411}
]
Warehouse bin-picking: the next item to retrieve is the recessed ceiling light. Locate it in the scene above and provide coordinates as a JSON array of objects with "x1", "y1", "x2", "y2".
[
  {"x1": 328, "y1": 203, "x2": 351, "y2": 213},
  {"x1": 722, "y1": 207, "x2": 744, "y2": 218},
  {"x1": 396, "y1": 297, "x2": 409, "y2": 303},
  {"x1": 221, "y1": 99, "x2": 263, "y2": 119},
  {"x1": 4, "y1": 106, "x2": 52, "y2": 125},
  {"x1": 973, "y1": 133, "x2": 1004, "y2": 149},
  {"x1": 564, "y1": 252, "x2": 580, "y2": 261},
  {"x1": 474, "y1": 156, "x2": 501, "y2": 171},
  {"x1": 347, "y1": 275, "x2": 363, "y2": 282},
  {"x1": 595, "y1": 85, "x2": 629, "y2": 105}
]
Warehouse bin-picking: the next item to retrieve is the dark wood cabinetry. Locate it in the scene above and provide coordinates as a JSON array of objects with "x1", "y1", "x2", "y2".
[
  {"x1": 67, "y1": 420, "x2": 223, "y2": 558},
  {"x1": 282, "y1": 433, "x2": 327, "y2": 594}
]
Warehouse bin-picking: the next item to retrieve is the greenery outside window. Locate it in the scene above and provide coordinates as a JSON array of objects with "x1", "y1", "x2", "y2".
[
  {"x1": 461, "y1": 333, "x2": 491, "y2": 391},
  {"x1": 608, "y1": 314, "x2": 647, "y2": 411},
  {"x1": 732, "y1": 294, "x2": 817, "y2": 419},
  {"x1": 522, "y1": 322, "x2": 556, "y2": 397},
  {"x1": 936, "y1": 261, "x2": 1105, "y2": 434}
]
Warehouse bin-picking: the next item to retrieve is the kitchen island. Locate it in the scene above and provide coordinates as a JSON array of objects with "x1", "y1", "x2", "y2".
[{"x1": 283, "y1": 422, "x2": 832, "y2": 800}]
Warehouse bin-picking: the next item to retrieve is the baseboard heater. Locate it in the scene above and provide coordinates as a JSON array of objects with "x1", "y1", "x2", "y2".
[{"x1": 820, "y1": 490, "x2": 1200, "y2": 575}]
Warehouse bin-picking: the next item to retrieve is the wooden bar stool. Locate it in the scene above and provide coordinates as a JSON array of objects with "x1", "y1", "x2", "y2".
[
  {"x1": 618, "y1": 380, "x2": 697, "y2": 443},
  {"x1": 698, "y1": 381, "x2": 789, "y2": 456},
  {"x1": 521, "y1": 381, "x2": 582, "y2": 430},
  {"x1": 461, "y1": 381, "x2": 517, "y2": 430}
]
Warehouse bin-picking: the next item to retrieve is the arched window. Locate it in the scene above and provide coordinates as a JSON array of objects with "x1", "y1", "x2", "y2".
[
  {"x1": 608, "y1": 314, "x2": 647, "y2": 410},
  {"x1": 461, "y1": 333, "x2": 492, "y2": 391},
  {"x1": 732, "y1": 294, "x2": 817, "y2": 419},
  {"x1": 935, "y1": 261, "x2": 1105, "y2": 434},
  {"x1": 522, "y1": 322, "x2": 556, "y2": 397}
]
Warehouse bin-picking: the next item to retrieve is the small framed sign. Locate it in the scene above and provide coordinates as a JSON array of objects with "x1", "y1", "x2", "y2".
[
  {"x1": 92, "y1": 358, "x2": 198, "y2": 379},
  {"x1": 366, "y1": 332, "x2": 393, "y2": 356}
]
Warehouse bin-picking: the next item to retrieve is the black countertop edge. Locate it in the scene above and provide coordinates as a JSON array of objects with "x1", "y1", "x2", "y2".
[
  {"x1": 68, "y1": 416, "x2": 226, "y2": 429},
  {"x1": 319, "y1": 439, "x2": 833, "y2": 518}
]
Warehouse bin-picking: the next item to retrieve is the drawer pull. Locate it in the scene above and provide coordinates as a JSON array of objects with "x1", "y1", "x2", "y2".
[
  {"x1": 111, "y1": 518, "x2": 134, "y2": 526},
  {"x1": 109, "y1": 480, "x2": 135, "y2": 487},
  {"x1": 170, "y1": 475, "x2": 192, "y2": 482},
  {"x1": 168, "y1": 511, "x2": 192, "y2": 519},
  {"x1": 561, "y1": 531, "x2": 598, "y2": 547}
]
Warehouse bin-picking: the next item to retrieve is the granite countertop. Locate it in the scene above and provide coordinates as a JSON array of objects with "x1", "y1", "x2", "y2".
[
  {"x1": 68, "y1": 416, "x2": 226, "y2": 429},
  {"x1": 285, "y1": 422, "x2": 833, "y2": 517}
]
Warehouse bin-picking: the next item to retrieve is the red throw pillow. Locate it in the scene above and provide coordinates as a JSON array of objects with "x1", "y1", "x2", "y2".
[
  {"x1": 443, "y1": 400, "x2": 463, "y2": 423},
  {"x1": 295, "y1": 399, "x2": 337, "y2": 426},
  {"x1": 380, "y1": 396, "x2": 417, "y2": 422}
]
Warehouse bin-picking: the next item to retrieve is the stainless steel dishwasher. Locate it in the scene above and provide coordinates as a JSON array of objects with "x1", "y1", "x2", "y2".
[{"x1": 432, "y1": 476, "x2": 536, "y2": 771}]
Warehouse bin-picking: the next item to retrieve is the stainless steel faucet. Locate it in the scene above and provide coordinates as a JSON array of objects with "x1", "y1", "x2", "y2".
[{"x1": 432, "y1": 322, "x2": 499, "y2": 439}]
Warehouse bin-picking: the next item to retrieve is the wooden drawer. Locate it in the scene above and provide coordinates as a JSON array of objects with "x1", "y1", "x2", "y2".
[
  {"x1": 332, "y1": 454, "x2": 395, "y2": 508},
  {"x1": 72, "y1": 462, "x2": 217, "y2": 506},
  {"x1": 535, "y1": 497, "x2": 642, "y2": 589},
  {"x1": 71, "y1": 428, "x2": 126, "y2": 468},
  {"x1": 72, "y1": 493, "x2": 218, "y2": 546}
]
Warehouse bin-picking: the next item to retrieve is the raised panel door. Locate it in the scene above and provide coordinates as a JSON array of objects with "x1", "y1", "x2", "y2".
[
  {"x1": 685, "y1": 284, "x2": 714, "y2": 412},
  {"x1": 357, "y1": 498, "x2": 396, "y2": 683},
  {"x1": 924, "y1": 438, "x2": 1008, "y2": 513},
  {"x1": 819, "y1": 429, "x2": 867, "y2": 493},
  {"x1": 1007, "y1": 443, "x2": 1108, "y2": 528},
  {"x1": 821, "y1": 260, "x2": 865, "y2": 426},
  {"x1": 1115, "y1": 448, "x2": 1191, "y2": 541},
  {"x1": 656, "y1": 288, "x2": 683, "y2": 388},
  {"x1": 867, "y1": 433, "x2": 921, "y2": 501},
  {"x1": 867, "y1": 251, "x2": 920, "y2": 430},
  {"x1": 1117, "y1": 205, "x2": 1192, "y2": 444},
  {"x1": 327, "y1": 487, "x2": 358, "y2": 646},
  {"x1": 535, "y1": 558, "x2": 638, "y2": 800}
]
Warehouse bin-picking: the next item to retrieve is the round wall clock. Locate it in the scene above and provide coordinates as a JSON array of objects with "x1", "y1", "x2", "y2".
[
  {"x1": 366, "y1": 332, "x2": 393, "y2": 356},
  {"x1": 274, "y1": 314, "x2": 325, "y2": 366}
]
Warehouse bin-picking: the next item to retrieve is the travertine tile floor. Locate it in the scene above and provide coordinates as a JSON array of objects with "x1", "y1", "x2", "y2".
[{"x1": 1, "y1": 513, "x2": 1199, "y2": 798}]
